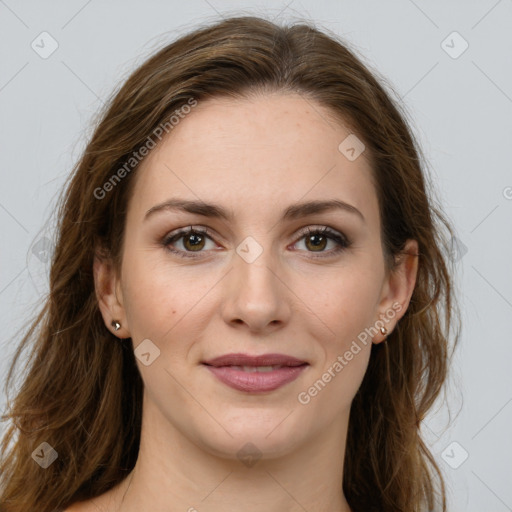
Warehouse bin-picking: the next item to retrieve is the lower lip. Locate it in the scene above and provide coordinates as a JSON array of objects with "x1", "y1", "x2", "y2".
[{"x1": 204, "y1": 364, "x2": 308, "y2": 392}]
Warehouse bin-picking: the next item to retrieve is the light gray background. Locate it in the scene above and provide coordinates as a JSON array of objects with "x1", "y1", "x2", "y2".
[{"x1": 1, "y1": 1, "x2": 511, "y2": 510}]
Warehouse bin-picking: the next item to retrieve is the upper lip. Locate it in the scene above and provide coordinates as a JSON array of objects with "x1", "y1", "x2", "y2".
[{"x1": 202, "y1": 353, "x2": 308, "y2": 367}]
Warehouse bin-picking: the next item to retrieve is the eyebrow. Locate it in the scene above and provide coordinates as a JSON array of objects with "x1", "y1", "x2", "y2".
[{"x1": 144, "y1": 198, "x2": 365, "y2": 223}]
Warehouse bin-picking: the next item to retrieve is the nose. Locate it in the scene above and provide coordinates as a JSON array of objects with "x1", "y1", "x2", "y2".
[{"x1": 220, "y1": 243, "x2": 291, "y2": 334}]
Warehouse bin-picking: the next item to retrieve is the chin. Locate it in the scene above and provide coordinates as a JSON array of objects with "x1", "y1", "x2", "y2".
[{"x1": 195, "y1": 419, "x2": 306, "y2": 462}]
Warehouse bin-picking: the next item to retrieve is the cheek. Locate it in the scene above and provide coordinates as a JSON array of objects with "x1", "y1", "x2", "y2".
[
  {"x1": 120, "y1": 257, "x2": 218, "y2": 398},
  {"x1": 295, "y1": 272, "x2": 377, "y2": 417},
  {"x1": 121, "y1": 252, "x2": 218, "y2": 342},
  {"x1": 296, "y1": 264, "x2": 383, "y2": 342}
]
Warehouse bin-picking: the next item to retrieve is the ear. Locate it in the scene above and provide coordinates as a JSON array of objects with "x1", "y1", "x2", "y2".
[
  {"x1": 373, "y1": 239, "x2": 419, "y2": 344},
  {"x1": 93, "y1": 249, "x2": 130, "y2": 339}
]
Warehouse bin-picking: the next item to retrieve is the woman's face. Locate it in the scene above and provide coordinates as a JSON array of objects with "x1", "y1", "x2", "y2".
[{"x1": 96, "y1": 92, "x2": 417, "y2": 461}]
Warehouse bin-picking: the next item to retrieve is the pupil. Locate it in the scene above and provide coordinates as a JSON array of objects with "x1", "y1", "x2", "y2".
[
  {"x1": 187, "y1": 233, "x2": 204, "y2": 250},
  {"x1": 308, "y1": 234, "x2": 326, "y2": 251}
]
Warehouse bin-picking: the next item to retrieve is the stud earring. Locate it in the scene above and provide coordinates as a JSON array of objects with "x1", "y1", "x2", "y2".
[
  {"x1": 111, "y1": 320, "x2": 121, "y2": 331},
  {"x1": 379, "y1": 326, "x2": 388, "y2": 336}
]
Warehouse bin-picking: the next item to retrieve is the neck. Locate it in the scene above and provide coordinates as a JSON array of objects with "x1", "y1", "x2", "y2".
[{"x1": 104, "y1": 399, "x2": 353, "y2": 512}]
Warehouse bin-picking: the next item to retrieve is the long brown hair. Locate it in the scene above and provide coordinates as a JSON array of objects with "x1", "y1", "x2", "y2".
[{"x1": 0, "y1": 15, "x2": 460, "y2": 512}]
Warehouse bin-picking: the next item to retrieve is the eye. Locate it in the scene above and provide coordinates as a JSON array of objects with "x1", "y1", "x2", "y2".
[
  {"x1": 161, "y1": 225, "x2": 351, "y2": 259},
  {"x1": 291, "y1": 226, "x2": 351, "y2": 258},
  {"x1": 162, "y1": 226, "x2": 217, "y2": 258}
]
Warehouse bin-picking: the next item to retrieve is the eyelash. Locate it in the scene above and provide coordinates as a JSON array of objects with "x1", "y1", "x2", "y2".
[{"x1": 161, "y1": 225, "x2": 351, "y2": 260}]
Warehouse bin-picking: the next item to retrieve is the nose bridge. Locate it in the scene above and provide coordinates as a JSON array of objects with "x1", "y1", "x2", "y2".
[
  {"x1": 222, "y1": 232, "x2": 290, "y2": 330},
  {"x1": 234, "y1": 232, "x2": 281, "y2": 297}
]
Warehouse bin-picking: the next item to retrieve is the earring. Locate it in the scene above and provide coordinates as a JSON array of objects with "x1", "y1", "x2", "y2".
[
  {"x1": 111, "y1": 320, "x2": 121, "y2": 331},
  {"x1": 379, "y1": 326, "x2": 388, "y2": 336}
]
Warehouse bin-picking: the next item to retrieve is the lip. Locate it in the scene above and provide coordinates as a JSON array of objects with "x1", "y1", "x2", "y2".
[
  {"x1": 202, "y1": 353, "x2": 307, "y2": 367},
  {"x1": 202, "y1": 353, "x2": 309, "y2": 393}
]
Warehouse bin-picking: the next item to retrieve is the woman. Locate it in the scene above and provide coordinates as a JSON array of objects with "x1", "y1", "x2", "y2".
[{"x1": 0, "y1": 15, "x2": 460, "y2": 512}]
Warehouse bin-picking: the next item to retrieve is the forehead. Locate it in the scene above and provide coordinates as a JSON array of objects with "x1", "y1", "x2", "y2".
[{"x1": 129, "y1": 92, "x2": 379, "y2": 227}]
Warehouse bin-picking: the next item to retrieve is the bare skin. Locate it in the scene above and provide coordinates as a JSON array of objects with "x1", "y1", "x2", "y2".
[{"x1": 69, "y1": 92, "x2": 418, "y2": 511}]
